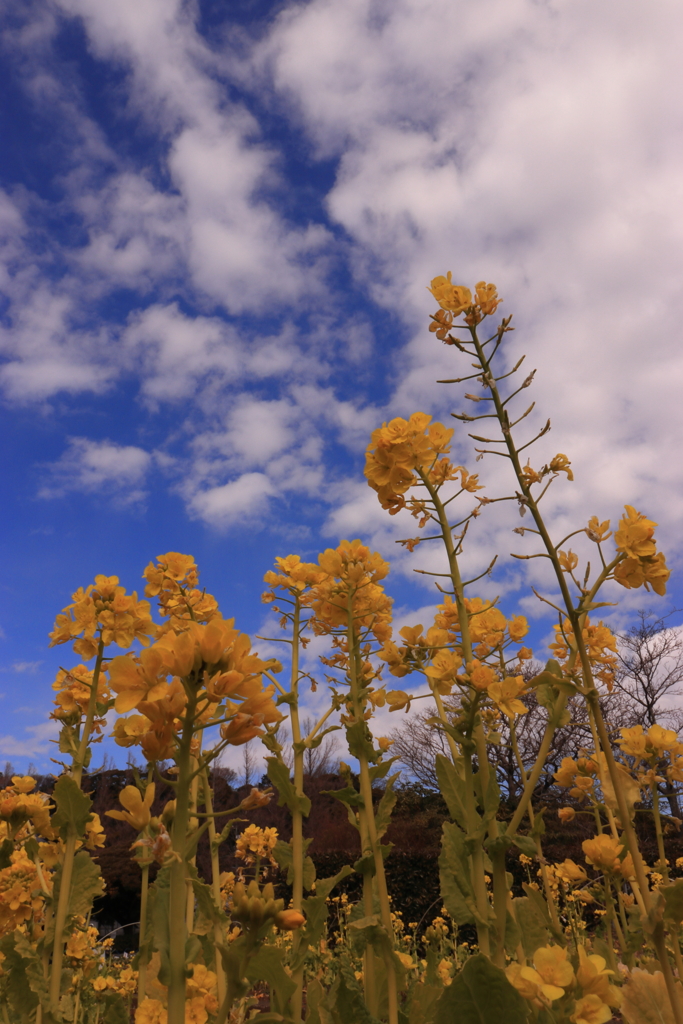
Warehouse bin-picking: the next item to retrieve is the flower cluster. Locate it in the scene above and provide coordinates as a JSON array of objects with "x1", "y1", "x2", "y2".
[
  {"x1": 305, "y1": 540, "x2": 392, "y2": 642},
  {"x1": 51, "y1": 663, "x2": 111, "y2": 725},
  {"x1": 582, "y1": 834, "x2": 635, "y2": 880},
  {"x1": 0, "y1": 777, "x2": 52, "y2": 838},
  {"x1": 549, "y1": 618, "x2": 618, "y2": 690},
  {"x1": 0, "y1": 848, "x2": 46, "y2": 936},
  {"x1": 235, "y1": 824, "x2": 279, "y2": 865},
  {"x1": 49, "y1": 575, "x2": 155, "y2": 659},
  {"x1": 364, "y1": 412, "x2": 455, "y2": 513},
  {"x1": 612, "y1": 505, "x2": 670, "y2": 596},
  {"x1": 143, "y1": 551, "x2": 219, "y2": 628},
  {"x1": 428, "y1": 275, "x2": 502, "y2": 332},
  {"x1": 110, "y1": 589, "x2": 282, "y2": 760}
]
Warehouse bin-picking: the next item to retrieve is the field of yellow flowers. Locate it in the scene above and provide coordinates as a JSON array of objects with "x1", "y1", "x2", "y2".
[{"x1": 1, "y1": 278, "x2": 680, "y2": 1024}]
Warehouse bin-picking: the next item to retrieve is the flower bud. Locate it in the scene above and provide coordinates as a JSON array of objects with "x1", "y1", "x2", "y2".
[
  {"x1": 558, "y1": 807, "x2": 576, "y2": 822},
  {"x1": 274, "y1": 909, "x2": 306, "y2": 931}
]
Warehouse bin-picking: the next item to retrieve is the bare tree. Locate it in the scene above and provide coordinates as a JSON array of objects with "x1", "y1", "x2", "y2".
[
  {"x1": 612, "y1": 610, "x2": 683, "y2": 732},
  {"x1": 242, "y1": 740, "x2": 258, "y2": 786},
  {"x1": 301, "y1": 718, "x2": 340, "y2": 778},
  {"x1": 273, "y1": 720, "x2": 340, "y2": 780},
  {"x1": 609, "y1": 610, "x2": 683, "y2": 816}
]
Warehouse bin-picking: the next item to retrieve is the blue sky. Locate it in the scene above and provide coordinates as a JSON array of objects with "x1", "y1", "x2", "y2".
[{"x1": 1, "y1": 0, "x2": 682, "y2": 773}]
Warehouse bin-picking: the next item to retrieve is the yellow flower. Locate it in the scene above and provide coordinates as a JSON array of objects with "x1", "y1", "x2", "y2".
[
  {"x1": 429, "y1": 273, "x2": 472, "y2": 314},
  {"x1": 488, "y1": 676, "x2": 528, "y2": 718},
  {"x1": 618, "y1": 725, "x2": 649, "y2": 760},
  {"x1": 570, "y1": 994, "x2": 612, "y2": 1024},
  {"x1": 386, "y1": 690, "x2": 412, "y2": 712},
  {"x1": 468, "y1": 660, "x2": 498, "y2": 692},
  {"x1": 506, "y1": 963, "x2": 546, "y2": 1002},
  {"x1": 548, "y1": 453, "x2": 574, "y2": 480},
  {"x1": 84, "y1": 813, "x2": 106, "y2": 850},
  {"x1": 135, "y1": 999, "x2": 167, "y2": 1024},
  {"x1": 576, "y1": 947, "x2": 621, "y2": 1007},
  {"x1": 558, "y1": 807, "x2": 576, "y2": 823},
  {"x1": 436, "y1": 957, "x2": 453, "y2": 986},
  {"x1": 424, "y1": 650, "x2": 462, "y2": 693},
  {"x1": 555, "y1": 859, "x2": 588, "y2": 887},
  {"x1": 586, "y1": 517, "x2": 611, "y2": 543},
  {"x1": 10, "y1": 777, "x2": 36, "y2": 795},
  {"x1": 614, "y1": 505, "x2": 658, "y2": 559},
  {"x1": 533, "y1": 944, "x2": 575, "y2": 993},
  {"x1": 106, "y1": 784, "x2": 155, "y2": 831},
  {"x1": 582, "y1": 834, "x2": 634, "y2": 879},
  {"x1": 235, "y1": 824, "x2": 279, "y2": 863},
  {"x1": 508, "y1": 616, "x2": 529, "y2": 642},
  {"x1": 396, "y1": 952, "x2": 416, "y2": 970}
]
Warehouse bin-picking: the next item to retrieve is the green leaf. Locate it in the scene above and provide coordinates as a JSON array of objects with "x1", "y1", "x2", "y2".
[
  {"x1": 368, "y1": 756, "x2": 400, "y2": 783},
  {"x1": 346, "y1": 720, "x2": 377, "y2": 764},
  {"x1": 407, "y1": 980, "x2": 442, "y2": 1024},
  {"x1": 189, "y1": 864, "x2": 227, "y2": 933},
  {"x1": 266, "y1": 758, "x2": 311, "y2": 817},
  {"x1": 433, "y1": 953, "x2": 530, "y2": 1024},
  {"x1": 503, "y1": 906, "x2": 522, "y2": 955},
  {"x1": 58, "y1": 723, "x2": 79, "y2": 756},
  {"x1": 435, "y1": 754, "x2": 468, "y2": 830},
  {"x1": 245, "y1": 944, "x2": 297, "y2": 1016},
  {"x1": 51, "y1": 775, "x2": 93, "y2": 841},
  {"x1": 0, "y1": 933, "x2": 39, "y2": 1018},
  {"x1": 0, "y1": 838, "x2": 14, "y2": 869},
  {"x1": 305, "y1": 978, "x2": 325, "y2": 1024},
  {"x1": 512, "y1": 897, "x2": 550, "y2": 959},
  {"x1": 511, "y1": 835, "x2": 537, "y2": 858},
  {"x1": 51, "y1": 850, "x2": 104, "y2": 929},
  {"x1": 375, "y1": 774, "x2": 399, "y2": 840},
  {"x1": 100, "y1": 992, "x2": 130, "y2": 1024},
  {"x1": 272, "y1": 838, "x2": 316, "y2": 890},
  {"x1": 13, "y1": 931, "x2": 51, "y2": 1014},
  {"x1": 438, "y1": 822, "x2": 476, "y2": 926},
  {"x1": 354, "y1": 843, "x2": 392, "y2": 878},
  {"x1": 323, "y1": 785, "x2": 364, "y2": 809},
  {"x1": 323, "y1": 954, "x2": 383, "y2": 1024},
  {"x1": 290, "y1": 865, "x2": 354, "y2": 973},
  {"x1": 662, "y1": 879, "x2": 683, "y2": 924},
  {"x1": 522, "y1": 884, "x2": 566, "y2": 946}
]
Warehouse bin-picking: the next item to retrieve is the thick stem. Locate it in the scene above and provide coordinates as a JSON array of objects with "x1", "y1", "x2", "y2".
[
  {"x1": 288, "y1": 599, "x2": 306, "y2": 1022},
  {"x1": 347, "y1": 600, "x2": 398, "y2": 1024},
  {"x1": 167, "y1": 692, "x2": 197, "y2": 1024},
  {"x1": 137, "y1": 863, "x2": 150, "y2": 1004},
  {"x1": 202, "y1": 769, "x2": 227, "y2": 1004},
  {"x1": 48, "y1": 640, "x2": 105, "y2": 1008}
]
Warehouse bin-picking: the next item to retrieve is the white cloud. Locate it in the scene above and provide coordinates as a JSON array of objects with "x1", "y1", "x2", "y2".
[
  {"x1": 10, "y1": 662, "x2": 42, "y2": 674},
  {"x1": 124, "y1": 303, "x2": 243, "y2": 402},
  {"x1": 189, "y1": 471, "x2": 276, "y2": 527},
  {"x1": 38, "y1": 437, "x2": 152, "y2": 504},
  {"x1": 0, "y1": 720, "x2": 59, "y2": 760}
]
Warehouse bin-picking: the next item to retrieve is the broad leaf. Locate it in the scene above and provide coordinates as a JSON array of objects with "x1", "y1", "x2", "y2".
[
  {"x1": 51, "y1": 775, "x2": 93, "y2": 840},
  {"x1": 266, "y1": 758, "x2": 311, "y2": 817},
  {"x1": 438, "y1": 822, "x2": 476, "y2": 926},
  {"x1": 435, "y1": 754, "x2": 468, "y2": 830},
  {"x1": 433, "y1": 953, "x2": 529, "y2": 1024}
]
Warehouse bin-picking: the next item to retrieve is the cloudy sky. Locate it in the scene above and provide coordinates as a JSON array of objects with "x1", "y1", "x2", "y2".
[{"x1": 1, "y1": 0, "x2": 682, "y2": 772}]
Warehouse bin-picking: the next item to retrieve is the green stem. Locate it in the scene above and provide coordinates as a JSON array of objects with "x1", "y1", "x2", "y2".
[
  {"x1": 48, "y1": 640, "x2": 105, "y2": 1009},
  {"x1": 202, "y1": 769, "x2": 227, "y2": 1005},
  {"x1": 137, "y1": 863, "x2": 150, "y2": 1004},
  {"x1": 289, "y1": 598, "x2": 306, "y2": 1022},
  {"x1": 347, "y1": 598, "x2": 398, "y2": 1024},
  {"x1": 652, "y1": 783, "x2": 670, "y2": 880},
  {"x1": 167, "y1": 690, "x2": 197, "y2": 1024}
]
